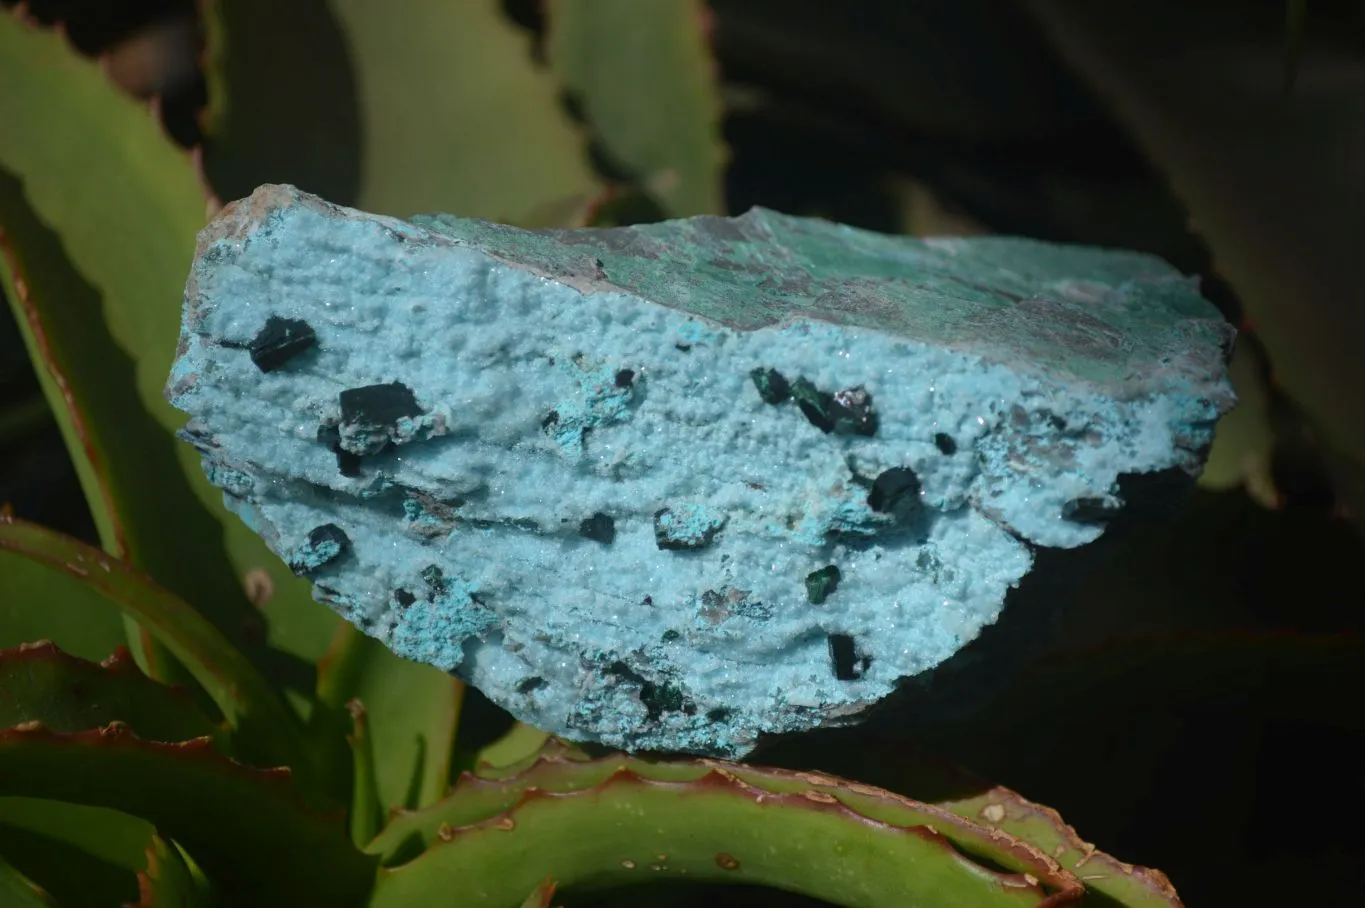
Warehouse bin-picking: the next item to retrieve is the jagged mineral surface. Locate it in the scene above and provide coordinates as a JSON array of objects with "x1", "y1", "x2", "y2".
[{"x1": 168, "y1": 184, "x2": 1235, "y2": 757}]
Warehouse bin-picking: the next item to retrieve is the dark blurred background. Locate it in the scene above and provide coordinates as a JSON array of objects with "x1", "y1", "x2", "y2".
[{"x1": 2, "y1": 1, "x2": 1362, "y2": 905}]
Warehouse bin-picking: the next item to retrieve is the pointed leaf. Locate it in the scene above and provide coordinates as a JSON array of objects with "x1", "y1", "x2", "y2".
[
  {"x1": 473, "y1": 723, "x2": 551, "y2": 774},
  {"x1": 0, "y1": 853, "x2": 56, "y2": 908},
  {"x1": 134, "y1": 836, "x2": 206, "y2": 908},
  {"x1": 944, "y1": 786, "x2": 1181, "y2": 908},
  {"x1": 317, "y1": 622, "x2": 463, "y2": 814},
  {"x1": 519, "y1": 877, "x2": 557, "y2": 908},
  {"x1": 548, "y1": 0, "x2": 726, "y2": 216},
  {"x1": 343, "y1": 699, "x2": 383, "y2": 847},
  {"x1": 0, "y1": 641, "x2": 218, "y2": 741},
  {"x1": 0, "y1": 518, "x2": 314, "y2": 781},
  {"x1": 0, "y1": 724, "x2": 374, "y2": 907},
  {"x1": 370, "y1": 750, "x2": 1079, "y2": 908},
  {"x1": 0, "y1": 4, "x2": 340, "y2": 686},
  {"x1": 752, "y1": 732, "x2": 1182, "y2": 908},
  {"x1": 200, "y1": 0, "x2": 600, "y2": 220},
  {"x1": 0, "y1": 799, "x2": 153, "y2": 908}
]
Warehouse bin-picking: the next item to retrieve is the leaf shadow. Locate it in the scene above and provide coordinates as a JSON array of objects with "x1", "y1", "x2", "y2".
[
  {"x1": 0, "y1": 165, "x2": 313, "y2": 694},
  {"x1": 198, "y1": 0, "x2": 361, "y2": 206}
]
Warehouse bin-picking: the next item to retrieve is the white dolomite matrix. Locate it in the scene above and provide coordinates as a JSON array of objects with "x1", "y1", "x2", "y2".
[{"x1": 168, "y1": 185, "x2": 1235, "y2": 756}]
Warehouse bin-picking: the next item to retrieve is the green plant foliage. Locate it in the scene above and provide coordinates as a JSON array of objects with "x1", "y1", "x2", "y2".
[
  {"x1": 317, "y1": 622, "x2": 464, "y2": 815},
  {"x1": 0, "y1": 548, "x2": 126, "y2": 660},
  {"x1": 0, "y1": 853, "x2": 56, "y2": 907},
  {"x1": 0, "y1": 518, "x2": 313, "y2": 780},
  {"x1": 942, "y1": 786, "x2": 1181, "y2": 908},
  {"x1": 369, "y1": 744, "x2": 1078, "y2": 907},
  {"x1": 0, "y1": 5, "x2": 1275, "y2": 905},
  {"x1": 0, "y1": 641, "x2": 218, "y2": 741},
  {"x1": 0, "y1": 723, "x2": 374, "y2": 907},
  {"x1": 199, "y1": 0, "x2": 601, "y2": 220},
  {"x1": 344, "y1": 699, "x2": 384, "y2": 847},
  {"x1": 135, "y1": 835, "x2": 207, "y2": 908},
  {"x1": 519, "y1": 877, "x2": 558, "y2": 908},
  {"x1": 750, "y1": 729, "x2": 1184, "y2": 908},
  {"x1": 0, "y1": 10, "x2": 340, "y2": 685},
  {"x1": 1198, "y1": 341, "x2": 1274, "y2": 501},
  {"x1": 1025, "y1": 0, "x2": 1365, "y2": 524},
  {"x1": 0, "y1": 799, "x2": 156, "y2": 908},
  {"x1": 473, "y1": 722, "x2": 553, "y2": 773},
  {"x1": 548, "y1": 0, "x2": 726, "y2": 217}
]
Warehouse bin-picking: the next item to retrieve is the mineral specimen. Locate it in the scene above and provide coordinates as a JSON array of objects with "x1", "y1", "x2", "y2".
[{"x1": 168, "y1": 184, "x2": 1235, "y2": 757}]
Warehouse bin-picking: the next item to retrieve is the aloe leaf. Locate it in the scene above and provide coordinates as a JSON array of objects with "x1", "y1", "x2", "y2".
[
  {"x1": 0, "y1": 724, "x2": 374, "y2": 907},
  {"x1": 0, "y1": 799, "x2": 154, "y2": 908},
  {"x1": 368, "y1": 747, "x2": 1080, "y2": 907},
  {"x1": 134, "y1": 836, "x2": 206, "y2": 908},
  {"x1": 1197, "y1": 339, "x2": 1275, "y2": 505},
  {"x1": 519, "y1": 877, "x2": 558, "y2": 908},
  {"x1": 0, "y1": 518, "x2": 313, "y2": 781},
  {"x1": 343, "y1": 699, "x2": 383, "y2": 848},
  {"x1": 943, "y1": 786, "x2": 1180, "y2": 908},
  {"x1": 473, "y1": 723, "x2": 552, "y2": 774},
  {"x1": 0, "y1": 548, "x2": 126, "y2": 661},
  {"x1": 0, "y1": 641, "x2": 218, "y2": 741},
  {"x1": 316, "y1": 622, "x2": 463, "y2": 814},
  {"x1": 0, "y1": 853, "x2": 56, "y2": 907},
  {"x1": 1024, "y1": 0, "x2": 1365, "y2": 523},
  {"x1": 0, "y1": 9, "x2": 335, "y2": 688},
  {"x1": 0, "y1": 6, "x2": 340, "y2": 686},
  {"x1": 547, "y1": 0, "x2": 726, "y2": 217},
  {"x1": 200, "y1": 0, "x2": 601, "y2": 220},
  {"x1": 763, "y1": 728, "x2": 1188, "y2": 908}
]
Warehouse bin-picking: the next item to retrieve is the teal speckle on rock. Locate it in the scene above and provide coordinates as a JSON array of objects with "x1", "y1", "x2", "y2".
[
  {"x1": 654, "y1": 504, "x2": 727, "y2": 551},
  {"x1": 167, "y1": 184, "x2": 1235, "y2": 758}
]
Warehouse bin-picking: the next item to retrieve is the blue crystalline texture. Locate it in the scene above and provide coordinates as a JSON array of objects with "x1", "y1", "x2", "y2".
[{"x1": 167, "y1": 184, "x2": 1236, "y2": 757}]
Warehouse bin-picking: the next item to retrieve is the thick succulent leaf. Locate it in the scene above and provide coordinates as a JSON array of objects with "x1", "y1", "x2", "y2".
[
  {"x1": 769, "y1": 631, "x2": 1365, "y2": 906},
  {"x1": 343, "y1": 699, "x2": 383, "y2": 847},
  {"x1": 134, "y1": 836, "x2": 206, "y2": 908},
  {"x1": 0, "y1": 724, "x2": 374, "y2": 907},
  {"x1": 0, "y1": 6, "x2": 340, "y2": 686},
  {"x1": 473, "y1": 722, "x2": 552, "y2": 773},
  {"x1": 200, "y1": 0, "x2": 600, "y2": 220},
  {"x1": 0, "y1": 641, "x2": 218, "y2": 741},
  {"x1": 0, "y1": 518, "x2": 314, "y2": 780},
  {"x1": 0, "y1": 853, "x2": 55, "y2": 907},
  {"x1": 519, "y1": 877, "x2": 558, "y2": 908},
  {"x1": 547, "y1": 0, "x2": 727, "y2": 216},
  {"x1": 755, "y1": 731, "x2": 1183, "y2": 908},
  {"x1": 0, "y1": 547, "x2": 125, "y2": 661},
  {"x1": 317, "y1": 622, "x2": 463, "y2": 815},
  {"x1": 1024, "y1": 0, "x2": 1365, "y2": 523},
  {"x1": 0, "y1": 798, "x2": 154, "y2": 908},
  {"x1": 944, "y1": 786, "x2": 1181, "y2": 908},
  {"x1": 367, "y1": 745, "x2": 1081, "y2": 907},
  {"x1": 1197, "y1": 339, "x2": 1275, "y2": 504}
]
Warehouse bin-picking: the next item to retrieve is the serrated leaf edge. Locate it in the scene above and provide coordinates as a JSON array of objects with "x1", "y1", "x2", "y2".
[
  {"x1": 4, "y1": 3, "x2": 220, "y2": 212},
  {"x1": 0, "y1": 640, "x2": 221, "y2": 737},
  {"x1": 378, "y1": 744, "x2": 1082, "y2": 900},
  {"x1": 388, "y1": 761, "x2": 1080, "y2": 905},
  {"x1": 956, "y1": 785, "x2": 1182, "y2": 907}
]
